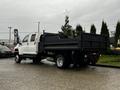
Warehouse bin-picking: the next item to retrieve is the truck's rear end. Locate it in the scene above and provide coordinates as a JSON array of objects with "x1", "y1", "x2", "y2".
[{"x1": 79, "y1": 33, "x2": 107, "y2": 52}]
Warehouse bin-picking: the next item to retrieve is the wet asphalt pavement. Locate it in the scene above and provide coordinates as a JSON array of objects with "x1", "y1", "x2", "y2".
[{"x1": 0, "y1": 58, "x2": 120, "y2": 90}]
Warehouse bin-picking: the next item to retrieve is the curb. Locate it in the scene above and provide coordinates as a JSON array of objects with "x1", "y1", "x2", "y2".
[{"x1": 89, "y1": 64, "x2": 120, "y2": 69}]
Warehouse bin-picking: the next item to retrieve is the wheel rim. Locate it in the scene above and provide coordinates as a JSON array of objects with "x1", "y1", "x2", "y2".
[
  {"x1": 56, "y1": 56, "x2": 64, "y2": 67},
  {"x1": 15, "y1": 55, "x2": 19, "y2": 62}
]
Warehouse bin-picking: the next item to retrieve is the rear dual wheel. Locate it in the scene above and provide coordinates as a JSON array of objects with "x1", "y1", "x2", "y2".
[{"x1": 88, "y1": 54, "x2": 100, "y2": 65}]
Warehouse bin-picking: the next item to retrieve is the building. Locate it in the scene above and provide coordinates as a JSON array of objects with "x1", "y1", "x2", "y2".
[{"x1": 110, "y1": 37, "x2": 120, "y2": 47}]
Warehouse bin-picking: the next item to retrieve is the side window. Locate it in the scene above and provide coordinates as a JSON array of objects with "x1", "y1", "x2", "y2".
[
  {"x1": 30, "y1": 34, "x2": 36, "y2": 42},
  {"x1": 22, "y1": 35, "x2": 29, "y2": 42}
]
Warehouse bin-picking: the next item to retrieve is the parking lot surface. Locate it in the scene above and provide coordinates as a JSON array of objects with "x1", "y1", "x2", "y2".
[{"x1": 0, "y1": 58, "x2": 120, "y2": 90}]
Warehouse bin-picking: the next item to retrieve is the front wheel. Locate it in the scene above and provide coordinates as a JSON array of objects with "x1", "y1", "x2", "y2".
[
  {"x1": 15, "y1": 54, "x2": 21, "y2": 63},
  {"x1": 56, "y1": 54, "x2": 70, "y2": 69}
]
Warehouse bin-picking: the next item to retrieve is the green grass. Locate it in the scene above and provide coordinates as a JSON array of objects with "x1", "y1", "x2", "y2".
[{"x1": 97, "y1": 55, "x2": 120, "y2": 67}]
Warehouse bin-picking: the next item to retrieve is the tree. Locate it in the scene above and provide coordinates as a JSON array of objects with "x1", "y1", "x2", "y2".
[
  {"x1": 100, "y1": 21, "x2": 109, "y2": 37},
  {"x1": 61, "y1": 16, "x2": 73, "y2": 38},
  {"x1": 75, "y1": 24, "x2": 83, "y2": 36},
  {"x1": 114, "y1": 21, "x2": 120, "y2": 47},
  {"x1": 90, "y1": 24, "x2": 96, "y2": 34},
  {"x1": 100, "y1": 21, "x2": 110, "y2": 48}
]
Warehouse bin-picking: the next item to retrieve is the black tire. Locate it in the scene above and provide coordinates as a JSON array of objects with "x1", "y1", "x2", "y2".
[
  {"x1": 56, "y1": 54, "x2": 70, "y2": 69},
  {"x1": 15, "y1": 54, "x2": 21, "y2": 63},
  {"x1": 88, "y1": 54, "x2": 100, "y2": 65}
]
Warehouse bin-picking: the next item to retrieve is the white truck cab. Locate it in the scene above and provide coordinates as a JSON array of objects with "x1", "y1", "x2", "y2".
[{"x1": 14, "y1": 32, "x2": 42, "y2": 63}]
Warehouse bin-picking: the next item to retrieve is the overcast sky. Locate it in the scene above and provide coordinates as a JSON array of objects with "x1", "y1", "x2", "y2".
[{"x1": 0, "y1": 0, "x2": 120, "y2": 39}]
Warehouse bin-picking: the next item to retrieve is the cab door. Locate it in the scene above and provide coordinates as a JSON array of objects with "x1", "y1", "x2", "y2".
[
  {"x1": 21, "y1": 34, "x2": 29, "y2": 54},
  {"x1": 28, "y1": 33, "x2": 37, "y2": 55}
]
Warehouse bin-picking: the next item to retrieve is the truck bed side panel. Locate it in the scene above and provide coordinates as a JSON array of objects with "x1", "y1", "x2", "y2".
[{"x1": 38, "y1": 33, "x2": 107, "y2": 52}]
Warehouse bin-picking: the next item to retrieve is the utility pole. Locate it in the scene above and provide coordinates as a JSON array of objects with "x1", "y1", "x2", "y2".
[
  {"x1": 8, "y1": 26, "x2": 12, "y2": 46},
  {"x1": 38, "y1": 22, "x2": 40, "y2": 34}
]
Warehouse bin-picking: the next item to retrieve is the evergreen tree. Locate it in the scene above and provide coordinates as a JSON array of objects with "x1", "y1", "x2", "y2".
[
  {"x1": 101, "y1": 21, "x2": 109, "y2": 37},
  {"x1": 114, "y1": 21, "x2": 120, "y2": 47},
  {"x1": 61, "y1": 16, "x2": 73, "y2": 38},
  {"x1": 90, "y1": 24, "x2": 96, "y2": 34},
  {"x1": 100, "y1": 21, "x2": 110, "y2": 48},
  {"x1": 75, "y1": 24, "x2": 83, "y2": 36}
]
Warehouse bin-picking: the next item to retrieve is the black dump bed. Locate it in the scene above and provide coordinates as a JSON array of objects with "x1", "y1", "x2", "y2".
[{"x1": 39, "y1": 33, "x2": 107, "y2": 52}]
